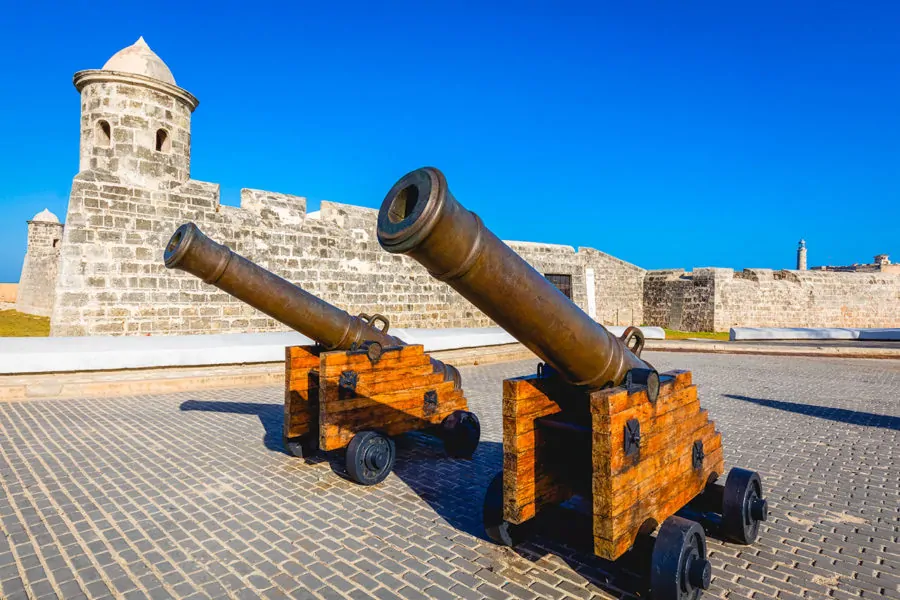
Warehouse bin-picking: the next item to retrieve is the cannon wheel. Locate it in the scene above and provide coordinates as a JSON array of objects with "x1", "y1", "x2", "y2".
[
  {"x1": 441, "y1": 410, "x2": 481, "y2": 458},
  {"x1": 345, "y1": 431, "x2": 396, "y2": 486},
  {"x1": 722, "y1": 468, "x2": 767, "y2": 544},
  {"x1": 651, "y1": 516, "x2": 711, "y2": 600},
  {"x1": 483, "y1": 472, "x2": 530, "y2": 546}
]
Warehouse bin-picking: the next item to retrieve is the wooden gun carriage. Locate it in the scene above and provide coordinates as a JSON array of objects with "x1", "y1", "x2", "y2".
[
  {"x1": 376, "y1": 167, "x2": 768, "y2": 600},
  {"x1": 164, "y1": 223, "x2": 480, "y2": 485},
  {"x1": 283, "y1": 340, "x2": 475, "y2": 485}
]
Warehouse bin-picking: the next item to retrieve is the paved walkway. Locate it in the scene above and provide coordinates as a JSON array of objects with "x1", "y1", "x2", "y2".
[{"x1": 1, "y1": 353, "x2": 898, "y2": 600}]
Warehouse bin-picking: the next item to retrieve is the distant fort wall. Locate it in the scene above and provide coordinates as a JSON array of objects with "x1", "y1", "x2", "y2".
[{"x1": 644, "y1": 268, "x2": 900, "y2": 331}]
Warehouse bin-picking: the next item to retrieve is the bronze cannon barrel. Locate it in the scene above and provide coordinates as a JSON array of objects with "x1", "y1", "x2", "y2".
[
  {"x1": 163, "y1": 222, "x2": 460, "y2": 386},
  {"x1": 376, "y1": 167, "x2": 655, "y2": 392}
]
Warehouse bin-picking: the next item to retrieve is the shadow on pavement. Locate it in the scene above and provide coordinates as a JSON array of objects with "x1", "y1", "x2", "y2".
[
  {"x1": 726, "y1": 394, "x2": 900, "y2": 430},
  {"x1": 179, "y1": 399, "x2": 287, "y2": 453},
  {"x1": 390, "y1": 435, "x2": 651, "y2": 599},
  {"x1": 178, "y1": 398, "x2": 651, "y2": 597}
]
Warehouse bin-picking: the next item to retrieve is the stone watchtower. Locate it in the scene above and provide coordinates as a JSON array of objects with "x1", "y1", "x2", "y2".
[
  {"x1": 73, "y1": 37, "x2": 199, "y2": 189},
  {"x1": 796, "y1": 239, "x2": 807, "y2": 271},
  {"x1": 16, "y1": 209, "x2": 65, "y2": 316}
]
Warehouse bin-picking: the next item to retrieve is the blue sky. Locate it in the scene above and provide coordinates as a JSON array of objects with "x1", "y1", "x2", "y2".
[{"x1": 1, "y1": 1, "x2": 898, "y2": 283}]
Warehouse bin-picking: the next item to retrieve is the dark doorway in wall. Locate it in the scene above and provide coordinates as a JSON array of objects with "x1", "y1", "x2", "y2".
[{"x1": 544, "y1": 273, "x2": 572, "y2": 299}]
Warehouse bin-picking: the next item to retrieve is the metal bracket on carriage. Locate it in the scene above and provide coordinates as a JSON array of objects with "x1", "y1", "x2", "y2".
[
  {"x1": 423, "y1": 390, "x2": 438, "y2": 416},
  {"x1": 692, "y1": 440, "x2": 705, "y2": 471},
  {"x1": 624, "y1": 418, "x2": 641, "y2": 457},
  {"x1": 536, "y1": 362, "x2": 561, "y2": 379},
  {"x1": 338, "y1": 370, "x2": 358, "y2": 399}
]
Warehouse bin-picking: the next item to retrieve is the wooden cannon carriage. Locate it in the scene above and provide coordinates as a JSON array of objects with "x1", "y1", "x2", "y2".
[
  {"x1": 376, "y1": 167, "x2": 768, "y2": 600},
  {"x1": 164, "y1": 223, "x2": 480, "y2": 485},
  {"x1": 283, "y1": 341, "x2": 476, "y2": 484}
]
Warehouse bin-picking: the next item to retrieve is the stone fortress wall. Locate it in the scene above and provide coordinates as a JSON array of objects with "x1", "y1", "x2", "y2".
[
  {"x1": 19, "y1": 37, "x2": 900, "y2": 335},
  {"x1": 39, "y1": 37, "x2": 647, "y2": 337},
  {"x1": 644, "y1": 268, "x2": 900, "y2": 332},
  {"x1": 51, "y1": 172, "x2": 645, "y2": 336}
]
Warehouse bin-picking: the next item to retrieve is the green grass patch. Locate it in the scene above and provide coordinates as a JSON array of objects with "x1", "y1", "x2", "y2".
[
  {"x1": 663, "y1": 328, "x2": 729, "y2": 341},
  {"x1": 0, "y1": 309, "x2": 51, "y2": 337}
]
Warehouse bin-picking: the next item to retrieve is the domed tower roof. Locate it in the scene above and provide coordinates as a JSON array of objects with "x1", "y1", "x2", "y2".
[
  {"x1": 102, "y1": 37, "x2": 176, "y2": 85},
  {"x1": 31, "y1": 208, "x2": 60, "y2": 223}
]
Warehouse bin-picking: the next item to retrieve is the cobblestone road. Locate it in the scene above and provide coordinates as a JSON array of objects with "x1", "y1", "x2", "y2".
[{"x1": 1, "y1": 353, "x2": 898, "y2": 600}]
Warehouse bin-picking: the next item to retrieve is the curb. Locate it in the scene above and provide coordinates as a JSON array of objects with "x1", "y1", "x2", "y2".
[
  {"x1": 2, "y1": 341, "x2": 896, "y2": 402},
  {"x1": 644, "y1": 340, "x2": 900, "y2": 359}
]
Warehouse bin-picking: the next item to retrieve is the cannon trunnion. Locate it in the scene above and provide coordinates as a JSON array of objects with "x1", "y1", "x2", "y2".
[
  {"x1": 377, "y1": 168, "x2": 768, "y2": 599},
  {"x1": 164, "y1": 223, "x2": 479, "y2": 486}
]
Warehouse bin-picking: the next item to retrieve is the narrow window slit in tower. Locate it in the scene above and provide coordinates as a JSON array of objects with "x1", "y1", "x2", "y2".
[
  {"x1": 155, "y1": 129, "x2": 171, "y2": 153},
  {"x1": 95, "y1": 120, "x2": 111, "y2": 147}
]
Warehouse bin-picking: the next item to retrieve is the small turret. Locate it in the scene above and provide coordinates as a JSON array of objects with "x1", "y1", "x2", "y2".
[
  {"x1": 72, "y1": 37, "x2": 199, "y2": 190},
  {"x1": 796, "y1": 239, "x2": 807, "y2": 271},
  {"x1": 16, "y1": 209, "x2": 64, "y2": 316}
]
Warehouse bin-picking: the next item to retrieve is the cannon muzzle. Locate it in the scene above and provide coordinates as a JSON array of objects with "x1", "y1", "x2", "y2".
[
  {"x1": 377, "y1": 167, "x2": 655, "y2": 395},
  {"x1": 164, "y1": 222, "x2": 460, "y2": 387}
]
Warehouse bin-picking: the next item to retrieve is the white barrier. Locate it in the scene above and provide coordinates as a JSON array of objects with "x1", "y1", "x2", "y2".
[
  {"x1": 0, "y1": 325, "x2": 665, "y2": 375},
  {"x1": 729, "y1": 327, "x2": 900, "y2": 341}
]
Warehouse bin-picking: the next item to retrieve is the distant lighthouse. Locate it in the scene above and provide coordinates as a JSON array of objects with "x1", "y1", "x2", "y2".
[{"x1": 797, "y1": 239, "x2": 807, "y2": 271}]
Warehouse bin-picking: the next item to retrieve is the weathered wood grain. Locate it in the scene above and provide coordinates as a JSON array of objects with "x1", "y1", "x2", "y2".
[
  {"x1": 593, "y1": 446, "x2": 724, "y2": 559},
  {"x1": 500, "y1": 367, "x2": 723, "y2": 562},
  {"x1": 591, "y1": 370, "x2": 724, "y2": 561},
  {"x1": 283, "y1": 345, "x2": 321, "y2": 441},
  {"x1": 308, "y1": 345, "x2": 469, "y2": 452},
  {"x1": 502, "y1": 374, "x2": 573, "y2": 525}
]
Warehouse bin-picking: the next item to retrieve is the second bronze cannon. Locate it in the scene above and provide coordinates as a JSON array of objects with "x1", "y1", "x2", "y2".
[{"x1": 376, "y1": 167, "x2": 767, "y2": 600}]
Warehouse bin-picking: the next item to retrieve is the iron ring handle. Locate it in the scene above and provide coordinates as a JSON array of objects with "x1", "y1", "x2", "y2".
[
  {"x1": 359, "y1": 312, "x2": 391, "y2": 334},
  {"x1": 620, "y1": 326, "x2": 645, "y2": 357}
]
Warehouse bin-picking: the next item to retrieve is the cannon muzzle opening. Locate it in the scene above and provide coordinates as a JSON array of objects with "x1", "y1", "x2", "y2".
[
  {"x1": 378, "y1": 169, "x2": 443, "y2": 255},
  {"x1": 164, "y1": 222, "x2": 232, "y2": 285},
  {"x1": 164, "y1": 223, "x2": 191, "y2": 266}
]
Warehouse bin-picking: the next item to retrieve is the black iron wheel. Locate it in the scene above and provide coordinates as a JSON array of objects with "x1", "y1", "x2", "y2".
[
  {"x1": 651, "y1": 516, "x2": 711, "y2": 600},
  {"x1": 483, "y1": 472, "x2": 529, "y2": 546},
  {"x1": 722, "y1": 467, "x2": 767, "y2": 544},
  {"x1": 441, "y1": 410, "x2": 481, "y2": 458},
  {"x1": 345, "y1": 431, "x2": 396, "y2": 486}
]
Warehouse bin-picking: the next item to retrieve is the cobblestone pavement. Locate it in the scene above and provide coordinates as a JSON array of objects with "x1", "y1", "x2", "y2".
[{"x1": 1, "y1": 353, "x2": 898, "y2": 600}]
